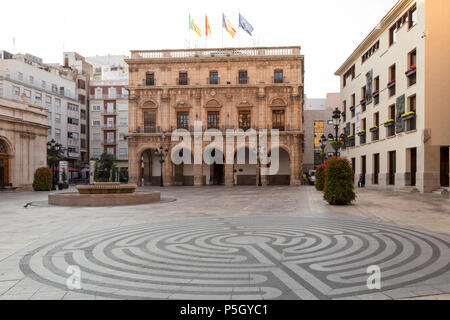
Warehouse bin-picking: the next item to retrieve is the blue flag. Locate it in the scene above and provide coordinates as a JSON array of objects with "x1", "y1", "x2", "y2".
[{"x1": 239, "y1": 13, "x2": 254, "y2": 36}]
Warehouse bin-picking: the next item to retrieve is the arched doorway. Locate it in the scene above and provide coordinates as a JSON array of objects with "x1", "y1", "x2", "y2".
[
  {"x1": 141, "y1": 148, "x2": 162, "y2": 186},
  {"x1": 205, "y1": 147, "x2": 224, "y2": 185},
  {"x1": 173, "y1": 147, "x2": 194, "y2": 186},
  {"x1": 0, "y1": 139, "x2": 10, "y2": 186},
  {"x1": 268, "y1": 147, "x2": 291, "y2": 185},
  {"x1": 234, "y1": 147, "x2": 257, "y2": 185}
]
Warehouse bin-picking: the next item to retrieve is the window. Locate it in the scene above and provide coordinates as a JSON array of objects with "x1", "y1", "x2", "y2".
[
  {"x1": 374, "y1": 76, "x2": 380, "y2": 105},
  {"x1": 145, "y1": 72, "x2": 155, "y2": 86},
  {"x1": 92, "y1": 120, "x2": 101, "y2": 126},
  {"x1": 68, "y1": 132, "x2": 79, "y2": 140},
  {"x1": 360, "y1": 118, "x2": 367, "y2": 144},
  {"x1": 106, "y1": 102, "x2": 115, "y2": 114},
  {"x1": 238, "y1": 71, "x2": 248, "y2": 84},
  {"x1": 106, "y1": 148, "x2": 114, "y2": 156},
  {"x1": 207, "y1": 111, "x2": 220, "y2": 129},
  {"x1": 388, "y1": 151, "x2": 396, "y2": 185},
  {"x1": 55, "y1": 113, "x2": 61, "y2": 123},
  {"x1": 177, "y1": 112, "x2": 189, "y2": 129},
  {"x1": 59, "y1": 87, "x2": 65, "y2": 96},
  {"x1": 387, "y1": 105, "x2": 396, "y2": 137},
  {"x1": 351, "y1": 94, "x2": 356, "y2": 118},
  {"x1": 362, "y1": 40, "x2": 380, "y2": 63},
  {"x1": 119, "y1": 148, "x2": 128, "y2": 157},
  {"x1": 389, "y1": 25, "x2": 397, "y2": 46},
  {"x1": 373, "y1": 154, "x2": 380, "y2": 184},
  {"x1": 80, "y1": 110, "x2": 86, "y2": 120},
  {"x1": 389, "y1": 64, "x2": 396, "y2": 97},
  {"x1": 42, "y1": 80, "x2": 46, "y2": 89},
  {"x1": 361, "y1": 86, "x2": 367, "y2": 111},
  {"x1": 95, "y1": 88, "x2": 102, "y2": 99},
  {"x1": 343, "y1": 65, "x2": 355, "y2": 88},
  {"x1": 18, "y1": 72, "x2": 23, "y2": 81},
  {"x1": 55, "y1": 129, "x2": 61, "y2": 141},
  {"x1": 178, "y1": 72, "x2": 188, "y2": 85},
  {"x1": 79, "y1": 95, "x2": 86, "y2": 105},
  {"x1": 144, "y1": 111, "x2": 156, "y2": 133},
  {"x1": 407, "y1": 95, "x2": 417, "y2": 131},
  {"x1": 119, "y1": 133, "x2": 126, "y2": 141},
  {"x1": 122, "y1": 88, "x2": 128, "y2": 97},
  {"x1": 81, "y1": 139, "x2": 86, "y2": 149},
  {"x1": 51, "y1": 84, "x2": 58, "y2": 93},
  {"x1": 29, "y1": 76, "x2": 34, "y2": 84},
  {"x1": 117, "y1": 102, "x2": 128, "y2": 111},
  {"x1": 118, "y1": 118, "x2": 128, "y2": 126},
  {"x1": 209, "y1": 71, "x2": 219, "y2": 85},
  {"x1": 407, "y1": 49, "x2": 417, "y2": 86},
  {"x1": 24, "y1": 89, "x2": 31, "y2": 98},
  {"x1": 272, "y1": 110, "x2": 285, "y2": 130},
  {"x1": 274, "y1": 70, "x2": 283, "y2": 83},
  {"x1": 92, "y1": 148, "x2": 101, "y2": 157},
  {"x1": 92, "y1": 104, "x2": 101, "y2": 111},
  {"x1": 108, "y1": 88, "x2": 116, "y2": 98},
  {"x1": 68, "y1": 117, "x2": 79, "y2": 125},
  {"x1": 55, "y1": 98, "x2": 61, "y2": 108},
  {"x1": 68, "y1": 103, "x2": 78, "y2": 112},
  {"x1": 81, "y1": 124, "x2": 86, "y2": 134},
  {"x1": 45, "y1": 96, "x2": 52, "y2": 105},
  {"x1": 93, "y1": 133, "x2": 101, "y2": 141},
  {"x1": 35, "y1": 92, "x2": 42, "y2": 102},
  {"x1": 409, "y1": 5, "x2": 417, "y2": 29},
  {"x1": 77, "y1": 79, "x2": 86, "y2": 90},
  {"x1": 12, "y1": 86, "x2": 20, "y2": 96},
  {"x1": 314, "y1": 121, "x2": 324, "y2": 148},
  {"x1": 238, "y1": 111, "x2": 251, "y2": 130}
]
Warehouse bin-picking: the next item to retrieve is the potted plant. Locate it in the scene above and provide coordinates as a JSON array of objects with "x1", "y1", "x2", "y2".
[
  {"x1": 347, "y1": 134, "x2": 355, "y2": 139},
  {"x1": 357, "y1": 130, "x2": 366, "y2": 136},
  {"x1": 350, "y1": 105, "x2": 356, "y2": 111},
  {"x1": 401, "y1": 111, "x2": 416, "y2": 121},
  {"x1": 405, "y1": 64, "x2": 417, "y2": 77},
  {"x1": 32, "y1": 167, "x2": 52, "y2": 191},
  {"x1": 330, "y1": 140, "x2": 344, "y2": 150},
  {"x1": 384, "y1": 119, "x2": 395, "y2": 127},
  {"x1": 369, "y1": 125, "x2": 379, "y2": 132},
  {"x1": 372, "y1": 90, "x2": 380, "y2": 97},
  {"x1": 387, "y1": 80, "x2": 396, "y2": 88},
  {"x1": 360, "y1": 98, "x2": 366, "y2": 105},
  {"x1": 61, "y1": 168, "x2": 69, "y2": 189}
]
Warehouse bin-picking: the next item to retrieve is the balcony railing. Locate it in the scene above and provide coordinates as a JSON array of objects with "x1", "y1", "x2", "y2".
[
  {"x1": 132, "y1": 124, "x2": 297, "y2": 134},
  {"x1": 103, "y1": 140, "x2": 117, "y2": 146},
  {"x1": 101, "y1": 110, "x2": 117, "y2": 116},
  {"x1": 130, "y1": 46, "x2": 301, "y2": 60},
  {"x1": 102, "y1": 125, "x2": 117, "y2": 130},
  {"x1": 90, "y1": 94, "x2": 129, "y2": 100}
]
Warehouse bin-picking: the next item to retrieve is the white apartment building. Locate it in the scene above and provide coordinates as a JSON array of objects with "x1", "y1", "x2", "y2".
[
  {"x1": 87, "y1": 55, "x2": 129, "y2": 179},
  {"x1": 335, "y1": 0, "x2": 450, "y2": 193},
  {"x1": 0, "y1": 52, "x2": 81, "y2": 163}
]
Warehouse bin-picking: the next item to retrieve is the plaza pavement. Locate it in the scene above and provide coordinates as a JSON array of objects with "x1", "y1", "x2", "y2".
[{"x1": 0, "y1": 186, "x2": 448, "y2": 300}]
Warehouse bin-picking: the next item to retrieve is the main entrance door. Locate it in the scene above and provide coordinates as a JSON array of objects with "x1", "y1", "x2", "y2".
[
  {"x1": 212, "y1": 163, "x2": 224, "y2": 185},
  {"x1": 441, "y1": 147, "x2": 449, "y2": 187}
]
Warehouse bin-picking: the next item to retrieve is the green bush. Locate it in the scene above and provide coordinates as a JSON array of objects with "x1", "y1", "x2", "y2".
[
  {"x1": 324, "y1": 157, "x2": 356, "y2": 205},
  {"x1": 33, "y1": 167, "x2": 52, "y2": 191},
  {"x1": 315, "y1": 164, "x2": 327, "y2": 191},
  {"x1": 94, "y1": 161, "x2": 99, "y2": 182},
  {"x1": 111, "y1": 164, "x2": 116, "y2": 182}
]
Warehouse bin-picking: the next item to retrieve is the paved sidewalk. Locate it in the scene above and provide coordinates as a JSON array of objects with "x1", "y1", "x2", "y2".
[{"x1": 0, "y1": 186, "x2": 448, "y2": 300}]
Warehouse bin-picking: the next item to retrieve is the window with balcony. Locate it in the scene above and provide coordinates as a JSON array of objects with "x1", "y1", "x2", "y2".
[
  {"x1": 389, "y1": 25, "x2": 397, "y2": 46},
  {"x1": 388, "y1": 64, "x2": 396, "y2": 97},
  {"x1": 108, "y1": 88, "x2": 116, "y2": 99},
  {"x1": 178, "y1": 72, "x2": 188, "y2": 85},
  {"x1": 177, "y1": 112, "x2": 189, "y2": 129},
  {"x1": 274, "y1": 70, "x2": 283, "y2": 83},
  {"x1": 361, "y1": 86, "x2": 367, "y2": 112},
  {"x1": 406, "y1": 95, "x2": 417, "y2": 131},
  {"x1": 351, "y1": 94, "x2": 356, "y2": 117},
  {"x1": 408, "y1": 5, "x2": 417, "y2": 29},
  {"x1": 239, "y1": 111, "x2": 251, "y2": 131},
  {"x1": 68, "y1": 117, "x2": 79, "y2": 125},
  {"x1": 146, "y1": 72, "x2": 155, "y2": 86},
  {"x1": 207, "y1": 111, "x2": 220, "y2": 129},
  {"x1": 80, "y1": 110, "x2": 86, "y2": 120},
  {"x1": 374, "y1": 76, "x2": 380, "y2": 105},
  {"x1": 78, "y1": 79, "x2": 86, "y2": 90},
  {"x1": 238, "y1": 70, "x2": 248, "y2": 84},
  {"x1": 407, "y1": 49, "x2": 417, "y2": 86},
  {"x1": 68, "y1": 103, "x2": 78, "y2": 112},
  {"x1": 144, "y1": 111, "x2": 157, "y2": 133},
  {"x1": 272, "y1": 110, "x2": 285, "y2": 131},
  {"x1": 387, "y1": 105, "x2": 396, "y2": 137},
  {"x1": 209, "y1": 71, "x2": 219, "y2": 85},
  {"x1": 81, "y1": 124, "x2": 86, "y2": 134},
  {"x1": 12, "y1": 86, "x2": 20, "y2": 96}
]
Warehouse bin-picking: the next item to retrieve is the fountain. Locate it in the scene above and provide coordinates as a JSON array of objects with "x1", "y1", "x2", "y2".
[{"x1": 48, "y1": 182, "x2": 160, "y2": 207}]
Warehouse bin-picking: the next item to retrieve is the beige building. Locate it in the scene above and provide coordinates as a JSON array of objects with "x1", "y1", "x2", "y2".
[
  {"x1": 0, "y1": 97, "x2": 49, "y2": 189},
  {"x1": 125, "y1": 46, "x2": 304, "y2": 186},
  {"x1": 303, "y1": 93, "x2": 340, "y2": 172},
  {"x1": 335, "y1": 0, "x2": 450, "y2": 193}
]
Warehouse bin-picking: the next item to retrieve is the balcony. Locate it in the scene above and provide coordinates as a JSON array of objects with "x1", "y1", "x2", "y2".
[
  {"x1": 102, "y1": 140, "x2": 117, "y2": 146},
  {"x1": 102, "y1": 125, "x2": 117, "y2": 130},
  {"x1": 101, "y1": 110, "x2": 117, "y2": 116},
  {"x1": 130, "y1": 46, "x2": 301, "y2": 60},
  {"x1": 131, "y1": 124, "x2": 296, "y2": 135},
  {"x1": 89, "y1": 94, "x2": 129, "y2": 100}
]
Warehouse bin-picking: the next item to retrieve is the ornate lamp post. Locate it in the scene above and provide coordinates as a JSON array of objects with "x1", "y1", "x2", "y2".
[
  {"x1": 47, "y1": 139, "x2": 64, "y2": 190},
  {"x1": 154, "y1": 141, "x2": 169, "y2": 187},
  {"x1": 319, "y1": 135, "x2": 328, "y2": 164},
  {"x1": 324, "y1": 108, "x2": 347, "y2": 157},
  {"x1": 253, "y1": 144, "x2": 267, "y2": 187}
]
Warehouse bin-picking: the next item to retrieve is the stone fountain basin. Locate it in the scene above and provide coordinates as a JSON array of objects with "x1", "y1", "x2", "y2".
[{"x1": 76, "y1": 183, "x2": 137, "y2": 194}]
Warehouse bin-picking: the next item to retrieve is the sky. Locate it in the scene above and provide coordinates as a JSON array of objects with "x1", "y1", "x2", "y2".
[{"x1": 1, "y1": 0, "x2": 398, "y2": 98}]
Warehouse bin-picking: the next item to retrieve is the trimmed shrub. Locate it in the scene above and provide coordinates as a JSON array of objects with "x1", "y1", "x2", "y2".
[
  {"x1": 94, "y1": 161, "x2": 99, "y2": 182},
  {"x1": 315, "y1": 164, "x2": 327, "y2": 191},
  {"x1": 324, "y1": 157, "x2": 356, "y2": 205},
  {"x1": 111, "y1": 164, "x2": 117, "y2": 182},
  {"x1": 33, "y1": 167, "x2": 52, "y2": 191}
]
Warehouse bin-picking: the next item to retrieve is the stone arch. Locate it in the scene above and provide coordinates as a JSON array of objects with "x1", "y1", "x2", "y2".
[
  {"x1": 205, "y1": 99, "x2": 222, "y2": 108},
  {"x1": 267, "y1": 145, "x2": 292, "y2": 185},
  {"x1": 0, "y1": 137, "x2": 12, "y2": 186},
  {"x1": 141, "y1": 100, "x2": 158, "y2": 109},
  {"x1": 233, "y1": 146, "x2": 258, "y2": 186}
]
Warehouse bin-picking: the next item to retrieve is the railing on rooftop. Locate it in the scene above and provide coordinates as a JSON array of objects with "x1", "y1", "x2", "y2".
[{"x1": 130, "y1": 46, "x2": 301, "y2": 60}]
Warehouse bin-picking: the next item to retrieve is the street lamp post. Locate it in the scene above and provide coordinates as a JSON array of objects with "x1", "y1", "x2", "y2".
[
  {"x1": 47, "y1": 139, "x2": 64, "y2": 191},
  {"x1": 323, "y1": 108, "x2": 347, "y2": 158},
  {"x1": 154, "y1": 143, "x2": 169, "y2": 187},
  {"x1": 319, "y1": 135, "x2": 328, "y2": 164},
  {"x1": 253, "y1": 141, "x2": 266, "y2": 187}
]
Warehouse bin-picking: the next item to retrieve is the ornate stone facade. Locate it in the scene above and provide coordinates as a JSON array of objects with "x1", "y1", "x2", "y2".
[{"x1": 125, "y1": 47, "x2": 304, "y2": 186}]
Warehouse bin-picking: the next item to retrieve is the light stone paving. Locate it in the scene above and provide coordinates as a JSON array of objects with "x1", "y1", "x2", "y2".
[{"x1": 0, "y1": 186, "x2": 449, "y2": 300}]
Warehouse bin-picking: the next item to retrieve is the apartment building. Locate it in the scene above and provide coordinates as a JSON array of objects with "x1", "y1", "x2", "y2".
[
  {"x1": 87, "y1": 55, "x2": 129, "y2": 177},
  {"x1": 125, "y1": 46, "x2": 304, "y2": 187},
  {"x1": 0, "y1": 52, "x2": 81, "y2": 166},
  {"x1": 63, "y1": 52, "x2": 93, "y2": 164},
  {"x1": 335, "y1": 0, "x2": 450, "y2": 193},
  {"x1": 303, "y1": 93, "x2": 340, "y2": 172}
]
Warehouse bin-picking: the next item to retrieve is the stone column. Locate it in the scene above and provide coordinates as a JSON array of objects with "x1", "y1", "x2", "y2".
[
  {"x1": 416, "y1": 142, "x2": 441, "y2": 193},
  {"x1": 290, "y1": 135, "x2": 302, "y2": 186},
  {"x1": 128, "y1": 142, "x2": 140, "y2": 184},
  {"x1": 163, "y1": 161, "x2": 174, "y2": 187},
  {"x1": 225, "y1": 164, "x2": 234, "y2": 187},
  {"x1": 260, "y1": 163, "x2": 269, "y2": 186},
  {"x1": 194, "y1": 164, "x2": 204, "y2": 186}
]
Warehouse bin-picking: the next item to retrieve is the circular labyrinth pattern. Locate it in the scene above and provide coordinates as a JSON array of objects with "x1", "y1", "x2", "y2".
[{"x1": 20, "y1": 217, "x2": 450, "y2": 300}]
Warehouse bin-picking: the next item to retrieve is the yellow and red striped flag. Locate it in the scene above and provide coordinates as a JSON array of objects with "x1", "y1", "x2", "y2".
[
  {"x1": 222, "y1": 13, "x2": 236, "y2": 38},
  {"x1": 205, "y1": 15, "x2": 212, "y2": 38},
  {"x1": 189, "y1": 15, "x2": 202, "y2": 37}
]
